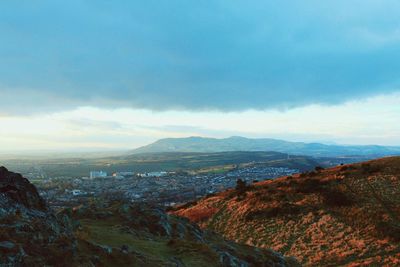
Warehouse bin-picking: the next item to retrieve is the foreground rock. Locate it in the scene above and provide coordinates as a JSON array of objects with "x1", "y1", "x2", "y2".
[{"x1": 0, "y1": 167, "x2": 76, "y2": 266}]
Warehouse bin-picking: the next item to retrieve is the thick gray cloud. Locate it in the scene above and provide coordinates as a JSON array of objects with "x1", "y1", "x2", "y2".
[{"x1": 1, "y1": 0, "x2": 400, "y2": 114}]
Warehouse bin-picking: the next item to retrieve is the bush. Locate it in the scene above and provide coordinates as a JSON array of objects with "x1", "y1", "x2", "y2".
[
  {"x1": 258, "y1": 193, "x2": 272, "y2": 202},
  {"x1": 361, "y1": 163, "x2": 381, "y2": 174},
  {"x1": 340, "y1": 165, "x2": 348, "y2": 171},
  {"x1": 296, "y1": 178, "x2": 326, "y2": 193},
  {"x1": 315, "y1": 166, "x2": 324, "y2": 171},
  {"x1": 236, "y1": 179, "x2": 248, "y2": 200},
  {"x1": 308, "y1": 171, "x2": 318, "y2": 177},
  {"x1": 205, "y1": 192, "x2": 216, "y2": 198},
  {"x1": 287, "y1": 179, "x2": 298, "y2": 187},
  {"x1": 376, "y1": 221, "x2": 400, "y2": 241},
  {"x1": 245, "y1": 204, "x2": 301, "y2": 221},
  {"x1": 321, "y1": 188, "x2": 354, "y2": 207},
  {"x1": 299, "y1": 172, "x2": 308, "y2": 178}
]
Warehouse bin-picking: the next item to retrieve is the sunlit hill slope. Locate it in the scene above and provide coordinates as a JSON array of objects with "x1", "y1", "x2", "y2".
[{"x1": 172, "y1": 157, "x2": 400, "y2": 266}]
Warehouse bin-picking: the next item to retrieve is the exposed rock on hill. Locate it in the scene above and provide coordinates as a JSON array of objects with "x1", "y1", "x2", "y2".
[
  {"x1": 0, "y1": 167, "x2": 76, "y2": 266},
  {"x1": 0, "y1": 166, "x2": 46, "y2": 210},
  {"x1": 172, "y1": 157, "x2": 400, "y2": 266}
]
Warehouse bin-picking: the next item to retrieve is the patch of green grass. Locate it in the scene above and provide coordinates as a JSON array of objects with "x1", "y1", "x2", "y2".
[
  {"x1": 80, "y1": 219, "x2": 171, "y2": 260},
  {"x1": 79, "y1": 219, "x2": 220, "y2": 267}
]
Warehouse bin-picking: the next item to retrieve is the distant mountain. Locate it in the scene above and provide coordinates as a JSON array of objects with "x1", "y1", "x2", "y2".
[
  {"x1": 172, "y1": 156, "x2": 400, "y2": 266},
  {"x1": 131, "y1": 136, "x2": 400, "y2": 157}
]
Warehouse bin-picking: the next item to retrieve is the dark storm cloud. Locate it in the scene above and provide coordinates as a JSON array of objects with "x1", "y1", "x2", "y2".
[{"x1": 1, "y1": 0, "x2": 400, "y2": 114}]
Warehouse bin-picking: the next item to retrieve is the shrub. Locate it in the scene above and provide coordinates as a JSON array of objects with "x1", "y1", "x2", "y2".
[
  {"x1": 206, "y1": 192, "x2": 216, "y2": 198},
  {"x1": 299, "y1": 172, "x2": 308, "y2": 178},
  {"x1": 361, "y1": 163, "x2": 381, "y2": 174},
  {"x1": 245, "y1": 204, "x2": 301, "y2": 221},
  {"x1": 308, "y1": 171, "x2": 318, "y2": 177},
  {"x1": 296, "y1": 178, "x2": 326, "y2": 194},
  {"x1": 376, "y1": 221, "x2": 400, "y2": 241},
  {"x1": 287, "y1": 179, "x2": 299, "y2": 189},
  {"x1": 236, "y1": 179, "x2": 248, "y2": 200},
  {"x1": 321, "y1": 188, "x2": 354, "y2": 207},
  {"x1": 315, "y1": 166, "x2": 324, "y2": 172},
  {"x1": 258, "y1": 193, "x2": 272, "y2": 202}
]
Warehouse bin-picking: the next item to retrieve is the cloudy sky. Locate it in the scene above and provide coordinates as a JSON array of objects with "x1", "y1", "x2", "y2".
[{"x1": 1, "y1": 1, "x2": 400, "y2": 151}]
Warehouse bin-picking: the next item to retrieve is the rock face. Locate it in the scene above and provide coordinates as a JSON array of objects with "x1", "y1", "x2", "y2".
[
  {"x1": 0, "y1": 166, "x2": 46, "y2": 210},
  {"x1": 121, "y1": 204, "x2": 205, "y2": 241},
  {"x1": 0, "y1": 167, "x2": 75, "y2": 266}
]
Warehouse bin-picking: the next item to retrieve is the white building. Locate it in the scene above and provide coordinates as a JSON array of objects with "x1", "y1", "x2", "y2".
[
  {"x1": 90, "y1": 171, "x2": 107, "y2": 179},
  {"x1": 138, "y1": 171, "x2": 167, "y2": 177},
  {"x1": 112, "y1": 171, "x2": 135, "y2": 178},
  {"x1": 72, "y1": 189, "x2": 86, "y2": 196}
]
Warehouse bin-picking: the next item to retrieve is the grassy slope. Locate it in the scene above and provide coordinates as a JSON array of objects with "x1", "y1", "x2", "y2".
[
  {"x1": 172, "y1": 157, "x2": 400, "y2": 266},
  {"x1": 75, "y1": 218, "x2": 218, "y2": 267},
  {"x1": 70, "y1": 203, "x2": 298, "y2": 267}
]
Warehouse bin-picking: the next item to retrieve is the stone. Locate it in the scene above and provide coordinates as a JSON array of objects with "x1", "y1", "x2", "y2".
[{"x1": 0, "y1": 241, "x2": 16, "y2": 250}]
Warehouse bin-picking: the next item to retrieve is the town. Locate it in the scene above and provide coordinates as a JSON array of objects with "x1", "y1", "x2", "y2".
[{"x1": 34, "y1": 165, "x2": 299, "y2": 210}]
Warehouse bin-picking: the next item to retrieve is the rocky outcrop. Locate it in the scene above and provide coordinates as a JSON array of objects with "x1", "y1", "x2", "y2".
[
  {"x1": 120, "y1": 204, "x2": 205, "y2": 242},
  {"x1": 0, "y1": 166, "x2": 46, "y2": 210},
  {"x1": 0, "y1": 167, "x2": 76, "y2": 266}
]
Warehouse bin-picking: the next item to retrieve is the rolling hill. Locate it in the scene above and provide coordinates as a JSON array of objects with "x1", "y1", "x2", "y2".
[
  {"x1": 171, "y1": 157, "x2": 400, "y2": 266},
  {"x1": 131, "y1": 136, "x2": 400, "y2": 157}
]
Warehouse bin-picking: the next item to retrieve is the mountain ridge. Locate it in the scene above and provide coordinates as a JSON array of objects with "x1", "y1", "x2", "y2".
[{"x1": 131, "y1": 136, "x2": 400, "y2": 157}]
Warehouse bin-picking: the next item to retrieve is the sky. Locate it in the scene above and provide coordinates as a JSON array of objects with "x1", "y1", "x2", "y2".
[{"x1": 0, "y1": 1, "x2": 400, "y2": 151}]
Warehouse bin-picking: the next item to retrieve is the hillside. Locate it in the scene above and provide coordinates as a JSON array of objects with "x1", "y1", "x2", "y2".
[
  {"x1": 131, "y1": 136, "x2": 400, "y2": 157},
  {"x1": 172, "y1": 157, "x2": 400, "y2": 266},
  {"x1": 0, "y1": 166, "x2": 299, "y2": 266}
]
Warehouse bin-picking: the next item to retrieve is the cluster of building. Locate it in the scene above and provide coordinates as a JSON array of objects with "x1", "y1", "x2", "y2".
[
  {"x1": 35, "y1": 165, "x2": 299, "y2": 209},
  {"x1": 90, "y1": 170, "x2": 169, "y2": 179}
]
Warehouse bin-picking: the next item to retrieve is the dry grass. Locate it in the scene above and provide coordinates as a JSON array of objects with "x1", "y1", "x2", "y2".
[{"x1": 172, "y1": 156, "x2": 400, "y2": 266}]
